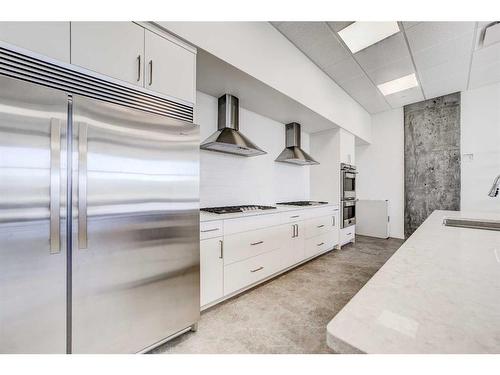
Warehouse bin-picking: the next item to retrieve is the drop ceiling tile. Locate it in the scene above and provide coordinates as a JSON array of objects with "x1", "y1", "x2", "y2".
[
  {"x1": 384, "y1": 86, "x2": 425, "y2": 108},
  {"x1": 352, "y1": 32, "x2": 414, "y2": 85},
  {"x1": 340, "y1": 75, "x2": 391, "y2": 113},
  {"x1": 418, "y1": 57, "x2": 470, "y2": 97},
  {"x1": 411, "y1": 31, "x2": 474, "y2": 71},
  {"x1": 327, "y1": 21, "x2": 354, "y2": 32},
  {"x1": 469, "y1": 42, "x2": 500, "y2": 89},
  {"x1": 365, "y1": 57, "x2": 415, "y2": 85},
  {"x1": 325, "y1": 56, "x2": 365, "y2": 85},
  {"x1": 354, "y1": 32, "x2": 408, "y2": 71},
  {"x1": 405, "y1": 22, "x2": 475, "y2": 52},
  {"x1": 272, "y1": 22, "x2": 350, "y2": 68},
  {"x1": 402, "y1": 22, "x2": 421, "y2": 30}
]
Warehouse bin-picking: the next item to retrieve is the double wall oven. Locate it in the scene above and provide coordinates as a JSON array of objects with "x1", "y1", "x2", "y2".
[{"x1": 340, "y1": 163, "x2": 356, "y2": 228}]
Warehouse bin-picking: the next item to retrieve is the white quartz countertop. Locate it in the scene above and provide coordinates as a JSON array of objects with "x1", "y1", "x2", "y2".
[
  {"x1": 200, "y1": 203, "x2": 339, "y2": 222},
  {"x1": 326, "y1": 210, "x2": 500, "y2": 354}
]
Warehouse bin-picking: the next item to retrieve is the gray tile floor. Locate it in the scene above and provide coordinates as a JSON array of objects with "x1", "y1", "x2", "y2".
[{"x1": 152, "y1": 235, "x2": 404, "y2": 354}]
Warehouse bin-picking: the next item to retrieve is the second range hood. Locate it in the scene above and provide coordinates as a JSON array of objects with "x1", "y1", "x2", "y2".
[
  {"x1": 275, "y1": 122, "x2": 319, "y2": 166},
  {"x1": 200, "y1": 94, "x2": 266, "y2": 157}
]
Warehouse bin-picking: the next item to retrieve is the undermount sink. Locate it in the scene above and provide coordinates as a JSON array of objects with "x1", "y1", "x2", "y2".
[{"x1": 443, "y1": 217, "x2": 500, "y2": 231}]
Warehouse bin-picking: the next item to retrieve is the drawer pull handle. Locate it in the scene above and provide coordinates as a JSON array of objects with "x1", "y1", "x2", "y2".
[
  {"x1": 317, "y1": 242, "x2": 325, "y2": 246},
  {"x1": 347, "y1": 233, "x2": 352, "y2": 236},
  {"x1": 250, "y1": 241, "x2": 264, "y2": 246},
  {"x1": 219, "y1": 240, "x2": 224, "y2": 259},
  {"x1": 317, "y1": 224, "x2": 325, "y2": 228},
  {"x1": 290, "y1": 215, "x2": 300, "y2": 218},
  {"x1": 250, "y1": 266, "x2": 264, "y2": 273},
  {"x1": 201, "y1": 228, "x2": 219, "y2": 233}
]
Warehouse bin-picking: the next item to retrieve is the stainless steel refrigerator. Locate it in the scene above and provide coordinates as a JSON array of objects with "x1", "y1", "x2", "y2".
[{"x1": 0, "y1": 59, "x2": 200, "y2": 353}]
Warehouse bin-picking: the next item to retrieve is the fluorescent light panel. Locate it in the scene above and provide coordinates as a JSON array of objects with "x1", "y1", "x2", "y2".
[
  {"x1": 338, "y1": 22, "x2": 400, "y2": 53},
  {"x1": 377, "y1": 73, "x2": 418, "y2": 96}
]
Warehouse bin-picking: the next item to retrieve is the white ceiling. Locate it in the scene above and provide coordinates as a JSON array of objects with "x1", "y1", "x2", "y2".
[{"x1": 271, "y1": 21, "x2": 500, "y2": 114}]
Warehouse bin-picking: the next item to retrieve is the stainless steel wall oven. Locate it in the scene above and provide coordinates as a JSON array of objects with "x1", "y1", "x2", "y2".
[{"x1": 340, "y1": 163, "x2": 356, "y2": 228}]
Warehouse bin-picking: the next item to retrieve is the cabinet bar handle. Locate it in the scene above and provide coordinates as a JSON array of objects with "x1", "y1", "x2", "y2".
[
  {"x1": 250, "y1": 266, "x2": 264, "y2": 273},
  {"x1": 148, "y1": 60, "x2": 153, "y2": 85},
  {"x1": 290, "y1": 215, "x2": 300, "y2": 218},
  {"x1": 250, "y1": 241, "x2": 264, "y2": 246},
  {"x1": 296, "y1": 224, "x2": 299, "y2": 237},
  {"x1": 291, "y1": 224, "x2": 295, "y2": 238},
  {"x1": 219, "y1": 240, "x2": 223, "y2": 259},
  {"x1": 317, "y1": 242, "x2": 325, "y2": 246},
  {"x1": 49, "y1": 119, "x2": 61, "y2": 254},
  {"x1": 332, "y1": 216, "x2": 336, "y2": 226},
  {"x1": 317, "y1": 224, "x2": 324, "y2": 228},
  {"x1": 137, "y1": 55, "x2": 141, "y2": 82},
  {"x1": 201, "y1": 228, "x2": 219, "y2": 233},
  {"x1": 78, "y1": 123, "x2": 88, "y2": 249}
]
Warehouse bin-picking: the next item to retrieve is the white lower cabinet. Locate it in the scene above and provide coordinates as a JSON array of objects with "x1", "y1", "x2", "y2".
[
  {"x1": 305, "y1": 231, "x2": 335, "y2": 259},
  {"x1": 201, "y1": 205, "x2": 341, "y2": 308},
  {"x1": 224, "y1": 247, "x2": 287, "y2": 296},
  {"x1": 340, "y1": 225, "x2": 355, "y2": 246},
  {"x1": 200, "y1": 237, "x2": 224, "y2": 307},
  {"x1": 288, "y1": 222, "x2": 306, "y2": 266}
]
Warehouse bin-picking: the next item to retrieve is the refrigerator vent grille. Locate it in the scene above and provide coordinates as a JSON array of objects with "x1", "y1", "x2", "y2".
[{"x1": 0, "y1": 46, "x2": 193, "y2": 122}]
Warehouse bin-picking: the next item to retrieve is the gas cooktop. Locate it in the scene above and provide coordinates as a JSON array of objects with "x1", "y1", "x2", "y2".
[
  {"x1": 201, "y1": 205, "x2": 277, "y2": 215},
  {"x1": 277, "y1": 201, "x2": 328, "y2": 206}
]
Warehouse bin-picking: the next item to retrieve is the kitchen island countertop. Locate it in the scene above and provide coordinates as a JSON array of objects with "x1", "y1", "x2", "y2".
[{"x1": 327, "y1": 210, "x2": 500, "y2": 354}]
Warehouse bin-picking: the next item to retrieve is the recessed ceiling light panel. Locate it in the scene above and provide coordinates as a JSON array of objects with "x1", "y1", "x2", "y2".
[
  {"x1": 377, "y1": 73, "x2": 419, "y2": 96},
  {"x1": 338, "y1": 22, "x2": 400, "y2": 53}
]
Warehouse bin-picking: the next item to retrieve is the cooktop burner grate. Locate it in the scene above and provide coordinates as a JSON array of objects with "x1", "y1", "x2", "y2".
[
  {"x1": 201, "y1": 205, "x2": 277, "y2": 214},
  {"x1": 277, "y1": 201, "x2": 328, "y2": 206}
]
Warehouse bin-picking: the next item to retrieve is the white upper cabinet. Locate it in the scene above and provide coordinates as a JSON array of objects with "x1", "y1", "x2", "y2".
[
  {"x1": 71, "y1": 22, "x2": 145, "y2": 87},
  {"x1": 0, "y1": 22, "x2": 70, "y2": 62},
  {"x1": 144, "y1": 29, "x2": 196, "y2": 103}
]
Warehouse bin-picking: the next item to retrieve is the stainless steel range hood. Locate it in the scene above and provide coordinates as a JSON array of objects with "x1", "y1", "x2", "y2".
[
  {"x1": 275, "y1": 122, "x2": 319, "y2": 165},
  {"x1": 200, "y1": 94, "x2": 266, "y2": 156}
]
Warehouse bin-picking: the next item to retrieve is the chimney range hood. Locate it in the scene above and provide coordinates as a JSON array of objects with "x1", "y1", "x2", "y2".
[
  {"x1": 200, "y1": 94, "x2": 266, "y2": 157},
  {"x1": 275, "y1": 122, "x2": 319, "y2": 166}
]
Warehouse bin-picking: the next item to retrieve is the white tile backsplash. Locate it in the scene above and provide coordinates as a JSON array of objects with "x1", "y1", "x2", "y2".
[{"x1": 196, "y1": 91, "x2": 310, "y2": 207}]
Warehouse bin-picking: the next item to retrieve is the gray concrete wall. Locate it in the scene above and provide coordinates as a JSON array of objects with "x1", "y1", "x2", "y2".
[{"x1": 404, "y1": 93, "x2": 461, "y2": 238}]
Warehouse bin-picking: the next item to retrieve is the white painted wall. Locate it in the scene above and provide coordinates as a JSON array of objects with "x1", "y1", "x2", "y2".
[
  {"x1": 196, "y1": 91, "x2": 310, "y2": 207},
  {"x1": 461, "y1": 83, "x2": 500, "y2": 212},
  {"x1": 309, "y1": 129, "x2": 341, "y2": 204},
  {"x1": 156, "y1": 21, "x2": 372, "y2": 143},
  {"x1": 356, "y1": 108, "x2": 405, "y2": 239}
]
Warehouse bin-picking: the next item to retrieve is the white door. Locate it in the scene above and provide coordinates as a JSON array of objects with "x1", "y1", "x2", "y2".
[
  {"x1": 0, "y1": 22, "x2": 70, "y2": 62},
  {"x1": 200, "y1": 237, "x2": 224, "y2": 307},
  {"x1": 70, "y1": 22, "x2": 144, "y2": 86},
  {"x1": 144, "y1": 30, "x2": 196, "y2": 103}
]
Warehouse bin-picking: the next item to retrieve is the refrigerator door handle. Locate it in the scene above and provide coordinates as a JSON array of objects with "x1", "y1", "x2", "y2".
[
  {"x1": 50, "y1": 118, "x2": 61, "y2": 254},
  {"x1": 78, "y1": 122, "x2": 88, "y2": 249}
]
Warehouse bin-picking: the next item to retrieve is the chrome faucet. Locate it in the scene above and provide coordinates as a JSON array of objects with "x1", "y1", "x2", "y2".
[{"x1": 488, "y1": 174, "x2": 500, "y2": 197}]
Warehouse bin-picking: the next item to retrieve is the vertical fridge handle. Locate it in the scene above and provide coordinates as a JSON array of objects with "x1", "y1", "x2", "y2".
[
  {"x1": 78, "y1": 123, "x2": 88, "y2": 249},
  {"x1": 50, "y1": 119, "x2": 61, "y2": 254}
]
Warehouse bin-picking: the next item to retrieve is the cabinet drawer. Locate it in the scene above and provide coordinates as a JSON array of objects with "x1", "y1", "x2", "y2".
[
  {"x1": 224, "y1": 225, "x2": 288, "y2": 265},
  {"x1": 340, "y1": 225, "x2": 355, "y2": 245},
  {"x1": 280, "y1": 210, "x2": 307, "y2": 223},
  {"x1": 304, "y1": 215, "x2": 332, "y2": 239},
  {"x1": 200, "y1": 220, "x2": 223, "y2": 240},
  {"x1": 223, "y1": 213, "x2": 282, "y2": 235},
  {"x1": 305, "y1": 232, "x2": 335, "y2": 259},
  {"x1": 224, "y1": 247, "x2": 286, "y2": 296}
]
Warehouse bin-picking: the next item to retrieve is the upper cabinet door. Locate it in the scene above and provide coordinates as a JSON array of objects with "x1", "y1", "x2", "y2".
[
  {"x1": 0, "y1": 22, "x2": 70, "y2": 62},
  {"x1": 71, "y1": 22, "x2": 144, "y2": 86},
  {"x1": 145, "y1": 30, "x2": 196, "y2": 104}
]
